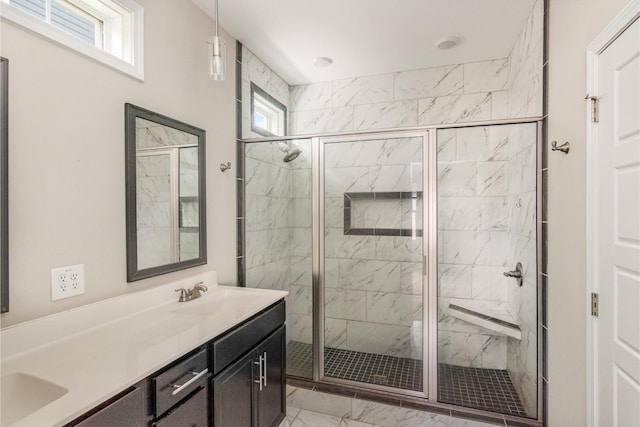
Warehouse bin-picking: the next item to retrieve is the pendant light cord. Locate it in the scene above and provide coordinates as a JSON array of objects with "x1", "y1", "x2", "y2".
[{"x1": 214, "y1": 0, "x2": 219, "y2": 38}]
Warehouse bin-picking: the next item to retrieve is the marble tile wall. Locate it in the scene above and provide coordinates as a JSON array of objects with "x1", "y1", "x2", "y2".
[
  {"x1": 507, "y1": 0, "x2": 544, "y2": 118},
  {"x1": 289, "y1": 58, "x2": 510, "y2": 134}
]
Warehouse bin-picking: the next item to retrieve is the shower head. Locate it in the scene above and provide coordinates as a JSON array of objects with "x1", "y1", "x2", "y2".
[{"x1": 283, "y1": 148, "x2": 302, "y2": 163}]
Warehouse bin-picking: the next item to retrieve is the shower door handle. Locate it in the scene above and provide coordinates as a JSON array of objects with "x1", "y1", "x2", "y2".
[{"x1": 423, "y1": 255, "x2": 427, "y2": 276}]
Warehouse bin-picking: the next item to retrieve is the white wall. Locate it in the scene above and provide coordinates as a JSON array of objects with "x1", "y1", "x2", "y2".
[
  {"x1": 0, "y1": 0, "x2": 237, "y2": 327},
  {"x1": 547, "y1": 0, "x2": 630, "y2": 425}
]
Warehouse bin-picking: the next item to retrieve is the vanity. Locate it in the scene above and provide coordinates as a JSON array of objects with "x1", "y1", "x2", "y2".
[{"x1": 0, "y1": 271, "x2": 287, "y2": 427}]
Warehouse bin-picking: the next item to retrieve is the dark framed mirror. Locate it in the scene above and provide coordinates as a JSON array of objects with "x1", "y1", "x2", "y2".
[
  {"x1": 1, "y1": 57, "x2": 8, "y2": 312},
  {"x1": 125, "y1": 103, "x2": 207, "y2": 282}
]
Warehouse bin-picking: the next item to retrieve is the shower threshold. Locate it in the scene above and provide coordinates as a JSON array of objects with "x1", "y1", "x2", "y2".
[{"x1": 286, "y1": 341, "x2": 527, "y2": 418}]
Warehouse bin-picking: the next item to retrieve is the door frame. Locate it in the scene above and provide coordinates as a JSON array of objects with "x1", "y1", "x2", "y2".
[{"x1": 585, "y1": 2, "x2": 640, "y2": 426}]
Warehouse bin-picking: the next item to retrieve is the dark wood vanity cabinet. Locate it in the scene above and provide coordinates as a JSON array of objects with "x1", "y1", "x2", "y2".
[
  {"x1": 65, "y1": 300, "x2": 285, "y2": 427},
  {"x1": 212, "y1": 326, "x2": 285, "y2": 427},
  {"x1": 255, "y1": 327, "x2": 285, "y2": 427}
]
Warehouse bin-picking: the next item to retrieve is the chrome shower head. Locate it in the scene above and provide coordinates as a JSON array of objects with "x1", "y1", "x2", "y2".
[{"x1": 283, "y1": 148, "x2": 302, "y2": 163}]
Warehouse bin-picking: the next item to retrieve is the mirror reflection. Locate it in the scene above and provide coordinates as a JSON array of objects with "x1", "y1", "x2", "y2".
[{"x1": 125, "y1": 104, "x2": 206, "y2": 282}]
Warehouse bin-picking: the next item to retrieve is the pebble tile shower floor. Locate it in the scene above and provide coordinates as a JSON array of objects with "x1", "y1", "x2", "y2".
[{"x1": 286, "y1": 341, "x2": 527, "y2": 417}]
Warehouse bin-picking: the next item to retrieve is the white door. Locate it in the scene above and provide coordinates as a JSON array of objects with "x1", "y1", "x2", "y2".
[{"x1": 593, "y1": 16, "x2": 640, "y2": 427}]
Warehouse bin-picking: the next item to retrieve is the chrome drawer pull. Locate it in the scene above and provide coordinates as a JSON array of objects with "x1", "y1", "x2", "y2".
[
  {"x1": 169, "y1": 368, "x2": 209, "y2": 396},
  {"x1": 254, "y1": 356, "x2": 263, "y2": 391}
]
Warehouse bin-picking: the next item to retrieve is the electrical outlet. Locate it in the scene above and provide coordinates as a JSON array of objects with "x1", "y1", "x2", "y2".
[{"x1": 51, "y1": 264, "x2": 85, "y2": 301}]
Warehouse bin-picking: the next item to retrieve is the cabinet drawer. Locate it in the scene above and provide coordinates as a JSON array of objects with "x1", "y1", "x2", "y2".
[
  {"x1": 152, "y1": 387, "x2": 208, "y2": 427},
  {"x1": 152, "y1": 348, "x2": 209, "y2": 417},
  {"x1": 73, "y1": 387, "x2": 143, "y2": 427},
  {"x1": 211, "y1": 300, "x2": 284, "y2": 375}
]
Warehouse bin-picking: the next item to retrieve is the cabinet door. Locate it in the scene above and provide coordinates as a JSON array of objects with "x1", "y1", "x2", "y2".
[
  {"x1": 256, "y1": 326, "x2": 285, "y2": 427},
  {"x1": 212, "y1": 351, "x2": 254, "y2": 427}
]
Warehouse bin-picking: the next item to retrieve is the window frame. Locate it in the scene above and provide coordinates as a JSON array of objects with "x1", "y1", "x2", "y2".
[
  {"x1": 0, "y1": 0, "x2": 144, "y2": 80},
  {"x1": 250, "y1": 83, "x2": 287, "y2": 137}
]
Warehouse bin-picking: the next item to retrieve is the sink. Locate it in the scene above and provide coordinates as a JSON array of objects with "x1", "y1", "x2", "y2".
[
  {"x1": 171, "y1": 288, "x2": 262, "y2": 316},
  {"x1": 1, "y1": 373, "x2": 68, "y2": 426}
]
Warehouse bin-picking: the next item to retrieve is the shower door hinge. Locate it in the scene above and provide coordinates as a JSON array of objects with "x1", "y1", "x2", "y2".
[
  {"x1": 591, "y1": 293, "x2": 599, "y2": 317},
  {"x1": 585, "y1": 94, "x2": 599, "y2": 123}
]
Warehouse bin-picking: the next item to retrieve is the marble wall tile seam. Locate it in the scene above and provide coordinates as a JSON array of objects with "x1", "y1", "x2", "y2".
[{"x1": 462, "y1": 58, "x2": 510, "y2": 95}]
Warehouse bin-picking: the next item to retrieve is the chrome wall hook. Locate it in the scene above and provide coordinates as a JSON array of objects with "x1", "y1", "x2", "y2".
[
  {"x1": 551, "y1": 140, "x2": 570, "y2": 154},
  {"x1": 503, "y1": 262, "x2": 523, "y2": 287},
  {"x1": 220, "y1": 162, "x2": 231, "y2": 172}
]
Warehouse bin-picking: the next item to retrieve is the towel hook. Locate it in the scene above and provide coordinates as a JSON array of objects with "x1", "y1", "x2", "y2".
[
  {"x1": 551, "y1": 140, "x2": 570, "y2": 154},
  {"x1": 220, "y1": 162, "x2": 231, "y2": 172}
]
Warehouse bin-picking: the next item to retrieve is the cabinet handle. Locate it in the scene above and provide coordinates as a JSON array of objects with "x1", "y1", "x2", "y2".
[
  {"x1": 169, "y1": 368, "x2": 209, "y2": 396},
  {"x1": 254, "y1": 356, "x2": 263, "y2": 391},
  {"x1": 262, "y1": 352, "x2": 267, "y2": 387}
]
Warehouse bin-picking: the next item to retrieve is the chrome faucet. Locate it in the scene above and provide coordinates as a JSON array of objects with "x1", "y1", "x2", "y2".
[{"x1": 175, "y1": 281, "x2": 208, "y2": 302}]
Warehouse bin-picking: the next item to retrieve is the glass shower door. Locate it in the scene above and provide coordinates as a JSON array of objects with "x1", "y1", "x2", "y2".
[{"x1": 320, "y1": 133, "x2": 427, "y2": 393}]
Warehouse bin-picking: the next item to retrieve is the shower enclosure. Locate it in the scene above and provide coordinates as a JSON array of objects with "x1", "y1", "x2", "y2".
[{"x1": 242, "y1": 120, "x2": 541, "y2": 421}]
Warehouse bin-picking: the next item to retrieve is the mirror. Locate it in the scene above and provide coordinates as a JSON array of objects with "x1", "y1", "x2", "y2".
[
  {"x1": 125, "y1": 103, "x2": 207, "y2": 282},
  {"x1": 1, "y1": 57, "x2": 8, "y2": 312}
]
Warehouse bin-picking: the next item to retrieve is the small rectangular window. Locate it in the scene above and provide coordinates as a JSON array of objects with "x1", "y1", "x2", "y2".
[
  {"x1": 1, "y1": 0, "x2": 144, "y2": 79},
  {"x1": 251, "y1": 83, "x2": 287, "y2": 137}
]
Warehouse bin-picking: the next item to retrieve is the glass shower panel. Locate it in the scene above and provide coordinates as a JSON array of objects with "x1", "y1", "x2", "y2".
[
  {"x1": 436, "y1": 123, "x2": 538, "y2": 418},
  {"x1": 243, "y1": 139, "x2": 314, "y2": 379},
  {"x1": 322, "y1": 135, "x2": 425, "y2": 392}
]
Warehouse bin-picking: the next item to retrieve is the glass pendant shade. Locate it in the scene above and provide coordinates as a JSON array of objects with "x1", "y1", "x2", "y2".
[{"x1": 208, "y1": 35, "x2": 226, "y2": 81}]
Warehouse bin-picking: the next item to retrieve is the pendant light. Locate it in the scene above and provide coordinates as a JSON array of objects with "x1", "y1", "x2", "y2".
[{"x1": 208, "y1": 0, "x2": 226, "y2": 81}]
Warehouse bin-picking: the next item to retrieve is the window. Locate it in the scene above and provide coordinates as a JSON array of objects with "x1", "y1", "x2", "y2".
[
  {"x1": 1, "y1": 0, "x2": 144, "y2": 79},
  {"x1": 251, "y1": 83, "x2": 287, "y2": 137}
]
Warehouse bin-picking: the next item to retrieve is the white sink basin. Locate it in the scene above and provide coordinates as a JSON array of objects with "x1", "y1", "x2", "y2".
[{"x1": 1, "y1": 373, "x2": 68, "y2": 426}]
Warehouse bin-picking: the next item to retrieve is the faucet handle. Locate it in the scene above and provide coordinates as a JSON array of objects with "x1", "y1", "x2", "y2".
[
  {"x1": 194, "y1": 281, "x2": 208, "y2": 292},
  {"x1": 175, "y1": 288, "x2": 189, "y2": 302}
]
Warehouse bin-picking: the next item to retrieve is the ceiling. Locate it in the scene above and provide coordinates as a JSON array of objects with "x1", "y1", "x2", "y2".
[{"x1": 192, "y1": 0, "x2": 536, "y2": 86}]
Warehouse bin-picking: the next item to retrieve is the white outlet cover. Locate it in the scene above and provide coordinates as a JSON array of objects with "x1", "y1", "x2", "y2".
[{"x1": 51, "y1": 264, "x2": 85, "y2": 301}]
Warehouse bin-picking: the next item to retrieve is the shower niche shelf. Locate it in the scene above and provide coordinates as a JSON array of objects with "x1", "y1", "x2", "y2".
[{"x1": 448, "y1": 301, "x2": 521, "y2": 340}]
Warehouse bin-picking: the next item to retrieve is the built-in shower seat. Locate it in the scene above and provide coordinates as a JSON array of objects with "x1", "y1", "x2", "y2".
[{"x1": 447, "y1": 300, "x2": 522, "y2": 340}]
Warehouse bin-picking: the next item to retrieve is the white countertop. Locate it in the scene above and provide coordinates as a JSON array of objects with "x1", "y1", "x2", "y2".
[{"x1": 0, "y1": 271, "x2": 288, "y2": 427}]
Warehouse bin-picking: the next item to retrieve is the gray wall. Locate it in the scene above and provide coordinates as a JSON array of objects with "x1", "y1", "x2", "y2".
[
  {"x1": 547, "y1": 0, "x2": 630, "y2": 424},
  {"x1": 0, "y1": 0, "x2": 237, "y2": 327}
]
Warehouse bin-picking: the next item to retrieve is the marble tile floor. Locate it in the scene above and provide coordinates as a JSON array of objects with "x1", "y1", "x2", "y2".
[{"x1": 281, "y1": 386, "x2": 500, "y2": 427}]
